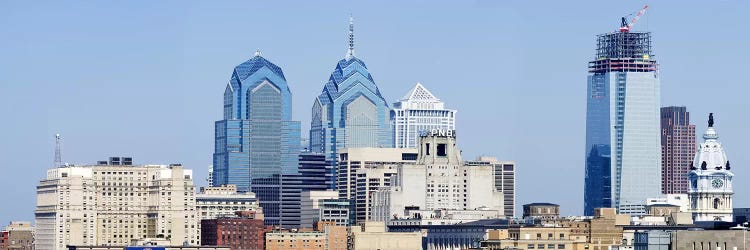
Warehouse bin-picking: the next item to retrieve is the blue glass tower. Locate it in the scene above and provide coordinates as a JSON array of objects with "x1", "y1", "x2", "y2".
[
  {"x1": 584, "y1": 30, "x2": 661, "y2": 216},
  {"x1": 309, "y1": 17, "x2": 393, "y2": 178},
  {"x1": 213, "y1": 50, "x2": 301, "y2": 226}
]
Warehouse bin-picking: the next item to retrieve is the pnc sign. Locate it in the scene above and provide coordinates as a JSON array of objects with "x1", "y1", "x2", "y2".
[{"x1": 419, "y1": 129, "x2": 456, "y2": 138}]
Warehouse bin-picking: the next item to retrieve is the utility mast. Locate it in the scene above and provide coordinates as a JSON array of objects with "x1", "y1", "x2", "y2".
[{"x1": 54, "y1": 134, "x2": 62, "y2": 168}]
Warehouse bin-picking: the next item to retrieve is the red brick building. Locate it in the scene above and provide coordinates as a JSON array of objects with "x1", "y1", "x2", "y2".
[{"x1": 201, "y1": 210, "x2": 267, "y2": 250}]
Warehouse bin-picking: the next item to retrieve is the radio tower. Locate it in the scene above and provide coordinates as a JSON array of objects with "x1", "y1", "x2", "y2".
[{"x1": 54, "y1": 134, "x2": 62, "y2": 168}]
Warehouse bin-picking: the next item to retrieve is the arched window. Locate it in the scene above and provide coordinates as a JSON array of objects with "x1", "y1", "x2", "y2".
[{"x1": 713, "y1": 198, "x2": 721, "y2": 209}]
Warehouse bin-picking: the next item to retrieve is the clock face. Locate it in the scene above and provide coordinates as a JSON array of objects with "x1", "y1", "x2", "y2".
[{"x1": 712, "y1": 178, "x2": 724, "y2": 188}]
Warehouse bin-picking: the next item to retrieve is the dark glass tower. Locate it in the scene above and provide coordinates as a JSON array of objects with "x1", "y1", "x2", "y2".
[{"x1": 213, "y1": 51, "x2": 301, "y2": 226}]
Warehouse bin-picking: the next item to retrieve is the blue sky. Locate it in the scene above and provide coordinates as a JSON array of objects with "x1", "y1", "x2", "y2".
[{"x1": 1, "y1": 1, "x2": 749, "y2": 223}]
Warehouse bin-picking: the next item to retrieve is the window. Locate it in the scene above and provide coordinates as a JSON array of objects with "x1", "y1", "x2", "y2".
[
  {"x1": 528, "y1": 244, "x2": 535, "y2": 249},
  {"x1": 538, "y1": 244, "x2": 545, "y2": 249},
  {"x1": 437, "y1": 144, "x2": 447, "y2": 156},
  {"x1": 425, "y1": 143, "x2": 430, "y2": 155},
  {"x1": 558, "y1": 244, "x2": 565, "y2": 249}
]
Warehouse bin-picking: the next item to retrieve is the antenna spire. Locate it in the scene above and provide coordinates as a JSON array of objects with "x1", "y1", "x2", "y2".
[
  {"x1": 54, "y1": 134, "x2": 62, "y2": 168},
  {"x1": 346, "y1": 15, "x2": 355, "y2": 59}
]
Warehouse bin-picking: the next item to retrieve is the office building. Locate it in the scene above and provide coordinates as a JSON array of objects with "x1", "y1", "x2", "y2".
[
  {"x1": 688, "y1": 113, "x2": 734, "y2": 222},
  {"x1": 672, "y1": 230, "x2": 750, "y2": 250},
  {"x1": 373, "y1": 130, "x2": 505, "y2": 222},
  {"x1": 298, "y1": 152, "x2": 335, "y2": 191},
  {"x1": 1, "y1": 221, "x2": 33, "y2": 250},
  {"x1": 35, "y1": 162, "x2": 199, "y2": 250},
  {"x1": 584, "y1": 23, "x2": 661, "y2": 215},
  {"x1": 337, "y1": 148, "x2": 417, "y2": 200},
  {"x1": 212, "y1": 51, "x2": 301, "y2": 227},
  {"x1": 300, "y1": 190, "x2": 339, "y2": 228},
  {"x1": 309, "y1": 17, "x2": 392, "y2": 167},
  {"x1": 318, "y1": 199, "x2": 355, "y2": 226},
  {"x1": 661, "y1": 106, "x2": 696, "y2": 194},
  {"x1": 200, "y1": 211, "x2": 266, "y2": 250},
  {"x1": 391, "y1": 82, "x2": 456, "y2": 149},
  {"x1": 465, "y1": 157, "x2": 516, "y2": 217},
  {"x1": 196, "y1": 185, "x2": 259, "y2": 220}
]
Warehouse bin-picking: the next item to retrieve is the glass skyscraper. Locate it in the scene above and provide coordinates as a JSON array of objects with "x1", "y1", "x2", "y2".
[
  {"x1": 584, "y1": 31, "x2": 661, "y2": 215},
  {"x1": 213, "y1": 51, "x2": 301, "y2": 226},
  {"x1": 309, "y1": 17, "x2": 393, "y2": 175}
]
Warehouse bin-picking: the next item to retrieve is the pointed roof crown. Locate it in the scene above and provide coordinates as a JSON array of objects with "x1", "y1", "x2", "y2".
[{"x1": 394, "y1": 82, "x2": 446, "y2": 110}]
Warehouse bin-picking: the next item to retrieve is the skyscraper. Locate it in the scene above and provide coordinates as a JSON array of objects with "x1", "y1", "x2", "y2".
[
  {"x1": 584, "y1": 27, "x2": 661, "y2": 215},
  {"x1": 661, "y1": 106, "x2": 696, "y2": 194},
  {"x1": 213, "y1": 51, "x2": 301, "y2": 226},
  {"x1": 392, "y1": 82, "x2": 457, "y2": 149},
  {"x1": 309, "y1": 17, "x2": 393, "y2": 173}
]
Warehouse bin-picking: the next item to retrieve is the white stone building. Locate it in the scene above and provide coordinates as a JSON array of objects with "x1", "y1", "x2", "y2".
[
  {"x1": 372, "y1": 130, "x2": 504, "y2": 222},
  {"x1": 688, "y1": 113, "x2": 734, "y2": 222},
  {"x1": 35, "y1": 163, "x2": 199, "y2": 250},
  {"x1": 196, "y1": 184, "x2": 258, "y2": 220},
  {"x1": 300, "y1": 190, "x2": 339, "y2": 228},
  {"x1": 392, "y1": 82, "x2": 456, "y2": 149}
]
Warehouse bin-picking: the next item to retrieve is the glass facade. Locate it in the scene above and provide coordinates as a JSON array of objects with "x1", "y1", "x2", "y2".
[
  {"x1": 584, "y1": 32, "x2": 661, "y2": 215},
  {"x1": 392, "y1": 83, "x2": 457, "y2": 149},
  {"x1": 309, "y1": 56, "x2": 393, "y2": 179},
  {"x1": 213, "y1": 53, "x2": 301, "y2": 226}
]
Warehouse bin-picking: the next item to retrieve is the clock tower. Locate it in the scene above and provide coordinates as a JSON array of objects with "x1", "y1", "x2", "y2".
[{"x1": 688, "y1": 113, "x2": 734, "y2": 222}]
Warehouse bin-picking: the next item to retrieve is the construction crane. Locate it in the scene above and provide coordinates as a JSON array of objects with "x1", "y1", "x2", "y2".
[{"x1": 619, "y1": 5, "x2": 649, "y2": 33}]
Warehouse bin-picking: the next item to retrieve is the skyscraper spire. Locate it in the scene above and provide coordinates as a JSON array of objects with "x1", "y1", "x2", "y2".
[
  {"x1": 254, "y1": 49, "x2": 262, "y2": 57},
  {"x1": 346, "y1": 15, "x2": 355, "y2": 59},
  {"x1": 54, "y1": 134, "x2": 62, "y2": 168}
]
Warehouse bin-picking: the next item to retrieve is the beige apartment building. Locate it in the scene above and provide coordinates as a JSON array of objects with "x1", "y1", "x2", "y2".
[
  {"x1": 35, "y1": 162, "x2": 199, "y2": 250},
  {"x1": 481, "y1": 227, "x2": 587, "y2": 250},
  {"x1": 196, "y1": 184, "x2": 259, "y2": 220}
]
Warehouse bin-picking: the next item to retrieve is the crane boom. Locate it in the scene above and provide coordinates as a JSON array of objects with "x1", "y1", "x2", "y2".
[{"x1": 619, "y1": 5, "x2": 649, "y2": 32}]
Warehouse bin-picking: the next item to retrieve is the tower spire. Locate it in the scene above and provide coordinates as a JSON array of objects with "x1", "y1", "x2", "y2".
[
  {"x1": 54, "y1": 134, "x2": 62, "y2": 168},
  {"x1": 346, "y1": 15, "x2": 355, "y2": 59}
]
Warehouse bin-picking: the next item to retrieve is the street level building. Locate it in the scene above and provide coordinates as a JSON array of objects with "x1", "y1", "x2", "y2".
[
  {"x1": 660, "y1": 106, "x2": 696, "y2": 194},
  {"x1": 35, "y1": 162, "x2": 199, "y2": 250},
  {"x1": 351, "y1": 222, "x2": 421, "y2": 250},
  {"x1": 480, "y1": 227, "x2": 588, "y2": 250},
  {"x1": 1, "y1": 221, "x2": 33, "y2": 250},
  {"x1": 391, "y1": 82, "x2": 456, "y2": 149},
  {"x1": 200, "y1": 211, "x2": 266, "y2": 250},
  {"x1": 264, "y1": 222, "x2": 346, "y2": 250}
]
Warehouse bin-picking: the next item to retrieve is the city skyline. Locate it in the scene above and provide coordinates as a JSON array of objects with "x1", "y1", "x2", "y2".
[{"x1": 2, "y1": 1, "x2": 750, "y2": 224}]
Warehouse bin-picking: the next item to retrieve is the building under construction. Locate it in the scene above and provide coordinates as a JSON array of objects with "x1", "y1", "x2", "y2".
[
  {"x1": 584, "y1": 5, "x2": 662, "y2": 216},
  {"x1": 589, "y1": 31, "x2": 657, "y2": 74}
]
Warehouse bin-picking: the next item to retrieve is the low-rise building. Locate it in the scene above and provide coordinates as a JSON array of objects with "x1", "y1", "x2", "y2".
[
  {"x1": 2, "y1": 221, "x2": 33, "y2": 250},
  {"x1": 672, "y1": 230, "x2": 750, "y2": 250},
  {"x1": 264, "y1": 221, "x2": 346, "y2": 250},
  {"x1": 480, "y1": 226, "x2": 587, "y2": 250},
  {"x1": 200, "y1": 211, "x2": 267, "y2": 250},
  {"x1": 351, "y1": 222, "x2": 421, "y2": 250}
]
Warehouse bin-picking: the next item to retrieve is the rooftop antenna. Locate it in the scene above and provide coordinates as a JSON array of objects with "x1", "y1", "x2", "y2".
[
  {"x1": 345, "y1": 14, "x2": 355, "y2": 59},
  {"x1": 54, "y1": 134, "x2": 62, "y2": 168}
]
